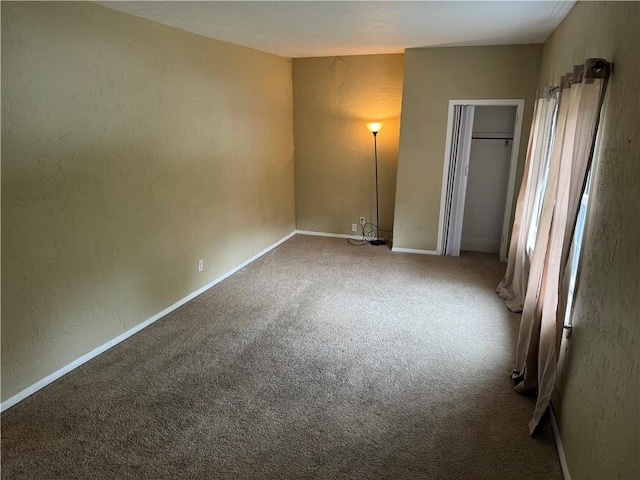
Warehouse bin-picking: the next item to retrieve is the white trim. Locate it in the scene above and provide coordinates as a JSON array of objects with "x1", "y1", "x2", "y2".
[
  {"x1": 436, "y1": 100, "x2": 457, "y2": 256},
  {"x1": 551, "y1": 405, "x2": 572, "y2": 480},
  {"x1": 295, "y1": 230, "x2": 364, "y2": 240},
  {"x1": 444, "y1": 99, "x2": 525, "y2": 107},
  {"x1": 391, "y1": 247, "x2": 439, "y2": 255},
  {"x1": 437, "y1": 99, "x2": 525, "y2": 262},
  {"x1": 500, "y1": 100, "x2": 525, "y2": 262},
  {"x1": 0, "y1": 230, "x2": 297, "y2": 412}
]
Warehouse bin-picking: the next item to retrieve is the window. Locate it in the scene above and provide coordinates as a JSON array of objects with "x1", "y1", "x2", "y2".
[
  {"x1": 564, "y1": 148, "x2": 596, "y2": 325},
  {"x1": 526, "y1": 103, "x2": 558, "y2": 257}
]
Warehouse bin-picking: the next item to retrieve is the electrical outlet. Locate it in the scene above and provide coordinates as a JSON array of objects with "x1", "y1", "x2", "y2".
[
  {"x1": 360, "y1": 217, "x2": 366, "y2": 226},
  {"x1": 198, "y1": 259, "x2": 204, "y2": 272},
  {"x1": 352, "y1": 223, "x2": 358, "y2": 232}
]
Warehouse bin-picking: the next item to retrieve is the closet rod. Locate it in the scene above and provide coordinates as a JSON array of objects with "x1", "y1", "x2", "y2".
[{"x1": 471, "y1": 136, "x2": 513, "y2": 140}]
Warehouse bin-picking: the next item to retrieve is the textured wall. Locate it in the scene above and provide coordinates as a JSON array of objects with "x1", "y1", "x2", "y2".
[
  {"x1": 1, "y1": 2, "x2": 295, "y2": 401},
  {"x1": 539, "y1": 2, "x2": 639, "y2": 478},
  {"x1": 394, "y1": 45, "x2": 541, "y2": 251},
  {"x1": 293, "y1": 55, "x2": 404, "y2": 236}
]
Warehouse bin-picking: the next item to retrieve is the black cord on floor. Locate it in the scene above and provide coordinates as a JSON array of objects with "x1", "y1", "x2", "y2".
[{"x1": 347, "y1": 222, "x2": 392, "y2": 246}]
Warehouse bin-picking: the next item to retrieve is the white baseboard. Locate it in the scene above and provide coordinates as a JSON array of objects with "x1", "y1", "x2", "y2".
[
  {"x1": 550, "y1": 405, "x2": 572, "y2": 480},
  {"x1": 295, "y1": 230, "x2": 365, "y2": 240},
  {"x1": 296, "y1": 232, "x2": 441, "y2": 256},
  {"x1": 0, "y1": 230, "x2": 297, "y2": 412},
  {"x1": 391, "y1": 246, "x2": 440, "y2": 255}
]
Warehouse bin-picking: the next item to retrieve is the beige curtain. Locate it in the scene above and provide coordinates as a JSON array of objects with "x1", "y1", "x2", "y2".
[
  {"x1": 507, "y1": 59, "x2": 611, "y2": 433},
  {"x1": 497, "y1": 88, "x2": 558, "y2": 312}
]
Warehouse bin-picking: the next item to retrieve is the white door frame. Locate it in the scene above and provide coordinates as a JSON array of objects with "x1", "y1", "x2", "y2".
[{"x1": 436, "y1": 99, "x2": 525, "y2": 262}]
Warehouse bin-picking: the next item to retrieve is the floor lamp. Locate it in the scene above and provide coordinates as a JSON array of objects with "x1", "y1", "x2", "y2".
[{"x1": 366, "y1": 122, "x2": 385, "y2": 246}]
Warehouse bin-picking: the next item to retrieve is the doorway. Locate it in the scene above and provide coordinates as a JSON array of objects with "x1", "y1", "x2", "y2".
[{"x1": 437, "y1": 99, "x2": 524, "y2": 261}]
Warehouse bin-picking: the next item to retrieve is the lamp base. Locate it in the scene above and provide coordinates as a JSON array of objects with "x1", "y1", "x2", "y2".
[{"x1": 369, "y1": 239, "x2": 386, "y2": 246}]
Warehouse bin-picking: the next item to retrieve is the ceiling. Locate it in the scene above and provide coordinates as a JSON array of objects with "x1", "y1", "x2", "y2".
[{"x1": 98, "y1": 1, "x2": 575, "y2": 58}]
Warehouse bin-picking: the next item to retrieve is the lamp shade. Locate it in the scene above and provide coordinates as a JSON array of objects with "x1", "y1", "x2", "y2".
[{"x1": 366, "y1": 122, "x2": 384, "y2": 134}]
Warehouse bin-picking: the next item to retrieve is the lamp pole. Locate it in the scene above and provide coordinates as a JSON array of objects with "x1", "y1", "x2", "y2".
[{"x1": 366, "y1": 122, "x2": 385, "y2": 246}]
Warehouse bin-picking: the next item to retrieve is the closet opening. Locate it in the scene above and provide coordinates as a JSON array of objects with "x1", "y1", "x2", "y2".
[{"x1": 438, "y1": 99, "x2": 525, "y2": 261}]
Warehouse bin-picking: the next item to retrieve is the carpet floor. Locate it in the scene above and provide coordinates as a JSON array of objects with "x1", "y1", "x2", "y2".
[{"x1": 1, "y1": 235, "x2": 562, "y2": 479}]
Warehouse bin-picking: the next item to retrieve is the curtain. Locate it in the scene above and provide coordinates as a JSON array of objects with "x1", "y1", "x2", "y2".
[
  {"x1": 497, "y1": 88, "x2": 558, "y2": 312},
  {"x1": 504, "y1": 59, "x2": 611, "y2": 433}
]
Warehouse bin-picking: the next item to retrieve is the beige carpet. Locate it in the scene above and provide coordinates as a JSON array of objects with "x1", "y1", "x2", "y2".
[{"x1": 1, "y1": 234, "x2": 562, "y2": 479}]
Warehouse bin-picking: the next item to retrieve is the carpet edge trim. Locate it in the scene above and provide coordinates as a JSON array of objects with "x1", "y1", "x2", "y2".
[
  {"x1": 0, "y1": 230, "x2": 297, "y2": 412},
  {"x1": 391, "y1": 247, "x2": 440, "y2": 255},
  {"x1": 550, "y1": 404, "x2": 572, "y2": 480}
]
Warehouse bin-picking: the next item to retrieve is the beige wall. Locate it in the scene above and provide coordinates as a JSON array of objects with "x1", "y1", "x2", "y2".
[
  {"x1": 1, "y1": 2, "x2": 295, "y2": 401},
  {"x1": 394, "y1": 45, "x2": 541, "y2": 251},
  {"x1": 293, "y1": 55, "x2": 404, "y2": 236},
  {"x1": 539, "y1": 2, "x2": 639, "y2": 478}
]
